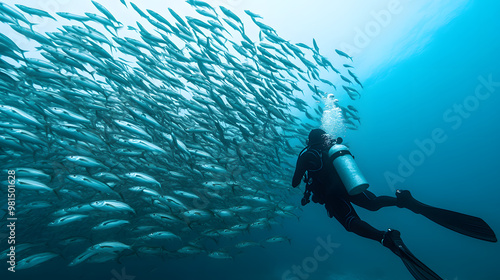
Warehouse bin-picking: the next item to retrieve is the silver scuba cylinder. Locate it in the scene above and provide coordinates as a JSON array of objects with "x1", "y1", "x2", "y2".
[{"x1": 328, "y1": 144, "x2": 369, "y2": 195}]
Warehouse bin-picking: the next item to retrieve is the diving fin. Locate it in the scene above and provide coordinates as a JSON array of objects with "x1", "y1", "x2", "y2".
[
  {"x1": 397, "y1": 190, "x2": 497, "y2": 243},
  {"x1": 383, "y1": 229, "x2": 443, "y2": 280}
]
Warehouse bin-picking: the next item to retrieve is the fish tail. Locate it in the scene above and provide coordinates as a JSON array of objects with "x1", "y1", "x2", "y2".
[
  {"x1": 103, "y1": 25, "x2": 115, "y2": 37},
  {"x1": 52, "y1": 188, "x2": 61, "y2": 200}
]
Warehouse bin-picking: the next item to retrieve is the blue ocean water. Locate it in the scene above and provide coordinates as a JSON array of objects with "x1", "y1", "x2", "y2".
[{"x1": 1, "y1": 0, "x2": 499, "y2": 279}]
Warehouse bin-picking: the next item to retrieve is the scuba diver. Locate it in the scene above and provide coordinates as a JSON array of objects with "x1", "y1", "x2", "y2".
[{"x1": 292, "y1": 129, "x2": 497, "y2": 280}]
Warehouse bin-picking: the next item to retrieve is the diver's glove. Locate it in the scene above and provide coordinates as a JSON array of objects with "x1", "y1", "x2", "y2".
[{"x1": 301, "y1": 196, "x2": 310, "y2": 206}]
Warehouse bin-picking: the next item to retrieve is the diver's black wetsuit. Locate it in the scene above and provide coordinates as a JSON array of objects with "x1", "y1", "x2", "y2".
[
  {"x1": 293, "y1": 131, "x2": 496, "y2": 280},
  {"x1": 292, "y1": 144, "x2": 398, "y2": 242}
]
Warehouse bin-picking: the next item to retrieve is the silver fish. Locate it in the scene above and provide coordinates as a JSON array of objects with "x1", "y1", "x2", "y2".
[
  {"x1": 124, "y1": 172, "x2": 161, "y2": 187},
  {"x1": 16, "y1": 252, "x2": 58, "y2": 270},
  {"x1": 49, "y1": 214, "x2": 88, "y2": 227},
  {"x1": 208, "y1": 250, "x2": 232, "y2": 259},
  {"x1": 90, "y1": 200, "x2": 135, "y2": 214},
  {"x1": 67, "y1": 175, "x2": 114, "y2": 194},
  {"x1": 0, "y1": 105, "x2": 43, "y2": 127},
  {"x1": 92, "y1": 219, "x2": 130, "y2": 231},
  {"x1": 65, "y1": 156, "x2": 106, "y2": 168}
]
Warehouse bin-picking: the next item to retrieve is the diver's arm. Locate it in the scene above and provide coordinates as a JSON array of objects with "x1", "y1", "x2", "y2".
[
  {"x1": 292, "y1": 156, "x2": 306, "y2": 188},
  {"x1": 292, "y1": 153, "x2": 317, "y2": 188}
]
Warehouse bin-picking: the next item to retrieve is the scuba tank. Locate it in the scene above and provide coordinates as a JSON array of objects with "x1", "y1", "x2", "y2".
[{"x1": 328, "y1": 144, "x2": 369, "y2": 195}]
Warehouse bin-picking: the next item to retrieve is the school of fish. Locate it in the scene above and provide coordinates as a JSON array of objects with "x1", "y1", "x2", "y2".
[{"x1": 0, "y1": 0, "x2": 363, "y2": 270}]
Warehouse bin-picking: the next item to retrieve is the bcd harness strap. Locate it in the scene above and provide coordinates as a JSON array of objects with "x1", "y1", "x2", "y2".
[
  {"x1": 301, "y1": 148, "x2": 323, "y2": 205},
  {"x1": 328, "y1": 149, "x2": 353, "y2": 161},
  {"x1": 301, "y1": 147, "x2": 354, "y2": 206},
  {"x1": 306, "y1": 148, "x2": 323, "y2": 172}
]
